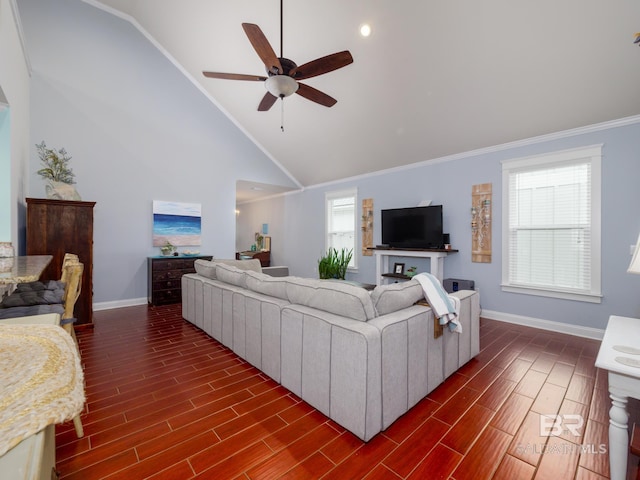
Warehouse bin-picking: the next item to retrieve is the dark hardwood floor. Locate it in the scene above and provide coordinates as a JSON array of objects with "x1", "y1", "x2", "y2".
[{"x1": 53, "y1": 303, "x2": 639, "y2": 479}]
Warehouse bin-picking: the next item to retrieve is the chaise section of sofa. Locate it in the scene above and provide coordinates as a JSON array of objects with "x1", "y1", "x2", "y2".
[{"x1": 181, "y1": 258, "x2": 480, "y2": 441}]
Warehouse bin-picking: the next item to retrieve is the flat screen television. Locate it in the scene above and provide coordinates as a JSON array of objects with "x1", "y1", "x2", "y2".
[{"x1": 381, "y1": 205, "x2": 443, "y2": 249}]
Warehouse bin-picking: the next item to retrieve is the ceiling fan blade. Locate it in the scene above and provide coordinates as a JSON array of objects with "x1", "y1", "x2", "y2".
[
  {"x1": 242, "y1": 23, "x2": 283, "y2": 75},
  {"x1": 296, "y1": 83, "x2": 337, "y2": 107},
  {"x1": 292, "y1": 51, "x2": 353, "y2": 80},
  {"x1": 203, "y1": 71, "x2": 267, "y2": 81},
  {"x1": 258, "y1": 92, "x2": 278, "y2": 111}
]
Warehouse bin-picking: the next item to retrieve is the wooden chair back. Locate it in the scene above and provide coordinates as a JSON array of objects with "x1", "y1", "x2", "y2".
[{"x1": 61, "y1": 261, "x2": 83, "y2": 323}]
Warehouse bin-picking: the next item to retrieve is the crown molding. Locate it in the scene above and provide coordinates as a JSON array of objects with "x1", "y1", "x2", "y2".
[
  {"x1": 306, "y1": 114, "x2": 640, "y2": 192},
  {"x1": 8, "y1": 0, "x2": 31, "y2": 76}
]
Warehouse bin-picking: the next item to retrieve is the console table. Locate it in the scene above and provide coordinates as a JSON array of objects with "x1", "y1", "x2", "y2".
[
  {"x1": 595, "y1": 315, "x2": 640, "y2": 480},
  {"x1": 373, "y1": 248, "x2": 457, "y2": 285},
  {"x1": 236, "y1": 250, "x2": 270, "y2": 267}
]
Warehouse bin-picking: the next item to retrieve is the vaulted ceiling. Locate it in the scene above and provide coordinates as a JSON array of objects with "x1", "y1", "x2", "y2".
[{"x1": 92, "y1": 0, "x2": 640, "y2": 192}]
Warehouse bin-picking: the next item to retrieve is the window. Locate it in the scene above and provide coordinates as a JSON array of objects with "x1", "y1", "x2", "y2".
[
  {"x1": 501, "y1": 145, "x2": 602, "y2": 303},
  {"x1": 326, "y1": 189, "x2": 357, "y2": 269}
]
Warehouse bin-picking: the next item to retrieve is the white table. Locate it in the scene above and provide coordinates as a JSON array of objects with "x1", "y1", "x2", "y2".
[
  {"x1": 373, "y1": 248, "x2": 456, "y2": 286},
  {"x1": 595, "y1": 315, "x2": 640, "y2": 480}
]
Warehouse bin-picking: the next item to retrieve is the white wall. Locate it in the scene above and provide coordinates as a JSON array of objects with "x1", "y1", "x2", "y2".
[
  {"x1": 236, "y1": 194, "x2": 288, "y2": 267},
  {"x1": 0, "y1": 108, "x2": 10, "y2": 241},
  {"x1": 0, "y1": 0, "x2": 31, "y2": 251},
  {"x1": 19, "y1": 0, "x2": 297, "y2": 306},
  {"x1": 240, "y1": 118, "x2": 640, "y2": 332}
]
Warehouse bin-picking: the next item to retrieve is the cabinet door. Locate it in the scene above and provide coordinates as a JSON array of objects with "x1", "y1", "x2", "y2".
[{"x1": 26, "y1": 198, "x2": 95, "y2": 325}]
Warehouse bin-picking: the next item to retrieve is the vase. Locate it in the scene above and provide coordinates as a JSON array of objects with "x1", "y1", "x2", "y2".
[{"x1": 46, "y1": 181, "x2": 81, "y2": 201}]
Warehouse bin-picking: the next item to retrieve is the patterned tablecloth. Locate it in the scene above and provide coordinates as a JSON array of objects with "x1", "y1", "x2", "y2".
[{"x1": 0, "y1": 324, "x2": 84, "y2": 456}]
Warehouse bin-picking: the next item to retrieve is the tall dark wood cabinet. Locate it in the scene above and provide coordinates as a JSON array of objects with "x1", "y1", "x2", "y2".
[{"x1": 26, "y1": 198, "x2": 95, "y2": 326}]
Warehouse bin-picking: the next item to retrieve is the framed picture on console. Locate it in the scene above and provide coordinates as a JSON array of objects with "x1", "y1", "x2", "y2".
[{"x1": 394, "y1": 263, "x2": 405, "y2": 275}]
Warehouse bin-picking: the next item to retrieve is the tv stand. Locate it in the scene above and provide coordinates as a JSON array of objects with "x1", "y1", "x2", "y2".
[{"x1": 373, "y1": 248, "x2": 458, "y2": 285}]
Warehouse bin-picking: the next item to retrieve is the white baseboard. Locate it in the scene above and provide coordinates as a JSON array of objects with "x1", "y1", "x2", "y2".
[
  {"x1": 94, "y1": 297, "x2": 148, "y2": 311},
  {"x1": 481, "y1": 309, "x2": 604, "y2": 340}
]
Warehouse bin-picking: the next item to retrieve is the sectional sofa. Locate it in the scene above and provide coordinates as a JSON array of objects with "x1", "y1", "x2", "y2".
[{"x1": 181, "y1": 258, "x2": 480, "y2": 441}]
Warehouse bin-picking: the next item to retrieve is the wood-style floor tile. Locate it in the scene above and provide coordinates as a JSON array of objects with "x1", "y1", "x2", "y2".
[
  {"x1": 407, "y1": 443, "x2": 462, "y2": 480},
  {"x1": 566, "y1": 373, "x2": 597, "y2": 405},
  {"x1": 451, "y1": 426, "x2": 513, "y2": 480},
  {"x1": 492, "y1": 454, "x2": 536, "y2": 480},
  {"x1": 530, "y1": 382, "x2": 567, "y2": 416},
  {"x1": 578, "y1": 419, "x2": 610, "y2": 478},
  {"x1": 50, "y1": 304, "x2": 627, "y2": 480},
  {"x1": 508, "y1": 411, "x2": 548, "y2": 467},
  {"x1": 441, "y1": 403, "x2": 495, "y2": 454},
  {"x1": 534, "y1": 436, "x2": 581, "y2": 480},
  {"x1": 382, "y1": 416, "x2": 450, "y2": 477},
  {"x1": 476, "y1": 376, "x2": 518, "y2": 411},
  {"x1": 491, "y1": 393, "x2": 535, "y2": 436},
  {"x1": 433, "y1": 386, "x2": 482, "y2": 425},
  {"x1": 277, "y1": 451, "x2": 336, "y2": 480},
  {"x1": 320, "y1": 434, "x2": 397, "y2": 480},
  {"x1": 514, "y1": 369, "x2": 549, "y2": 399},
  {"x1": 246, "y1": 423, "x2": 337, "y2": 479}
]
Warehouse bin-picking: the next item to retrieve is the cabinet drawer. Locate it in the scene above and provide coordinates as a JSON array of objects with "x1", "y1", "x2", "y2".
[
  {"x1": 153, "y1": 279, "x2": 181, "y2": 290},
  {"x1": 152, "y1": 288, "x2": 182, "y2": 305},
  {"x1": 152, "y1": 259, "x2": 177, "y2": 271},
  {"x1": 152, "y1": 270, "x2": 184, "y2": 282}
]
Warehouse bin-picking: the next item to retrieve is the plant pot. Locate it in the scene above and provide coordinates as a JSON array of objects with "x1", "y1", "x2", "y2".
[{"x1": 46, "y1": 181, "x2": 81, "y2": 201}]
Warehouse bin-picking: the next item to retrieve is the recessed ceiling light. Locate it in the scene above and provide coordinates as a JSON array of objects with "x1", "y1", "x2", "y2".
[{"x1": 360, "y1": 24, "x2": 371, "y2": 37}]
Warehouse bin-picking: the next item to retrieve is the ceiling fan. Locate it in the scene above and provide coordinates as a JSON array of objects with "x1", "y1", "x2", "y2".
[{"x1": 202, "y1": 0, "x2": 353, "y2": 112}]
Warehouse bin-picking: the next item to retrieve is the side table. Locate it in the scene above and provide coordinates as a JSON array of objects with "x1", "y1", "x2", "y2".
[{"x1": 595, "y1": 315, "x2": 640, "y2": 480}]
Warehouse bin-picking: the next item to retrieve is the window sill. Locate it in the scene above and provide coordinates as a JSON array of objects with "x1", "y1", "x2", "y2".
[{"x1": 501, "y1": 284, "x2": 602, "y2": 304}]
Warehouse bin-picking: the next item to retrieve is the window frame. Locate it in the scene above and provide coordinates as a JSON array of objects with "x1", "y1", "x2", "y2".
[
  {"x1": 501, "y1": 145, "x2": 602, "y2": 303},
  {"x1": 325, "y1": 188, "x2": 358, "y2": 270}
]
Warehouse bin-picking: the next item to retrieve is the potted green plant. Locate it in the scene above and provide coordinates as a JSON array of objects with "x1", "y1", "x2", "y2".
[
  {"x1": 36, "y1": 141, "x2": 81, "y2": 200},
  {"x1": 318, "y1": 247, "x2": 353, "y2": 279},
  {"x1": 160, "y1": 241, "x2": 175, "y2": 256}
]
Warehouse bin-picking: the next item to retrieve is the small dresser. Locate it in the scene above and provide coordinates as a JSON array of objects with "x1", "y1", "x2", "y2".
[{"x1": 148, "y1": 255, "x2": 212, "y2": 306}]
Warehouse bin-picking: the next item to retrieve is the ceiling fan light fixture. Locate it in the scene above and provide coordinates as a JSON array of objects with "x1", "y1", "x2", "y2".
[{"x1": 265, "y1": 75, "x2": 299, "y2": 98}]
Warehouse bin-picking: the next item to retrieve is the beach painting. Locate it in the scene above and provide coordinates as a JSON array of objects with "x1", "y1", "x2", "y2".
[{"x1": 153, "y1": 200, "x2": 202, "y2": 246}]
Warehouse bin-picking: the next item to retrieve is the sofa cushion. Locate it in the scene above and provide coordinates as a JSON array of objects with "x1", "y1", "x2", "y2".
[
  {"x1": 370, "y1": 280, "x2": 425, "y2": 316},
  {"x1": 194, "y1": 258, "x2": 262, "y2": 280},
  {"x1": 245, "y1": 270, "x2": 290, "y2": 300},
  {"x1": 214, "y1": 263, "x2": 251, "y2": 288},
  {"x1": 286, "y1": 278, "x2": 376, "y2": 322}
]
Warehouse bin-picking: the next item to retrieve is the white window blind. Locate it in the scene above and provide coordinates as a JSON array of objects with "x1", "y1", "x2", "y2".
[
  {"x1": 326, "y1": 189, "x2": 357, "y2": 268},
  {"x1": 502, "y1": 146, "x2": 602, "y2": 303}
]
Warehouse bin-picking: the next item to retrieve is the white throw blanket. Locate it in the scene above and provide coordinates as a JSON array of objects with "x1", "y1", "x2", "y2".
[{"x1": 414, "y1": 272, "x2": 462, "y2": 333}]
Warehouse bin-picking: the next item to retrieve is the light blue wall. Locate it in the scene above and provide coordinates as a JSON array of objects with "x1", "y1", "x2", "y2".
[
  {"x1": 244, "y1": 119, "x2": 640, "y2": 330},
  {"x1": 16, "y1": 0, "x2": 640, "y2": 328},
  {"x1": 19, "y1": 0, "x2": 297, "y2": 305},
  {"x1": 0, "y1": 108, "x2": 9, "y2": 241}
]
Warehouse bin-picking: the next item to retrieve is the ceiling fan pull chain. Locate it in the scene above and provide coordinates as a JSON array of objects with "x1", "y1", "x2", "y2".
[{"x1": 281, "y1": 98, "x2": 285, "y2": 132}]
